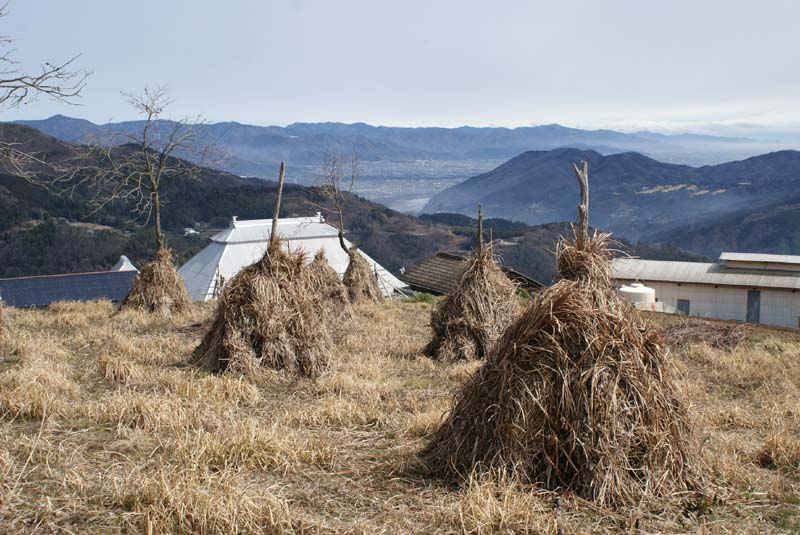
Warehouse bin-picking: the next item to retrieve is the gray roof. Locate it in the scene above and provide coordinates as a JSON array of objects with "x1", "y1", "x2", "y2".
[
  {"x1": 0, "y1": 270, "x2": 138, "y2": 307},
  {"x1": 612, "y1": 258, "x2": 800, "y2": 290},
  {"x1": 719, "y1": 252, "x2": 800, "y2": 265}
]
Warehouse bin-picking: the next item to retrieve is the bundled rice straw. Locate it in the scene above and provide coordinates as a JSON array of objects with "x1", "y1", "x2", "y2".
[
  {"x1": 420, "y1": 162, "x2": 702, "y2": 506},
  {"x1": 343, "y1": 246, "x2": 384, "y2": 304},
  {"x1": 120, "y1": 247, "x2": 190, "y2": 316},
  {"x1": 0, "y1": 300, "x2": 7, "y2": 343},
  {"x1": 423, "y1": 207, "x2": 520, "y2": 361},
  {"x1": 187, "y1": 163, "x2": 332, "y2": 379},
  {"x1": 307, "y1": 250, "x2": 350, "y2": 309},
  {"x1": 187, "y1": 243, "x2": 332, "y2": 378},
  {"x1": 307, "y1": 249, "x2": 351, "y2": 336}
]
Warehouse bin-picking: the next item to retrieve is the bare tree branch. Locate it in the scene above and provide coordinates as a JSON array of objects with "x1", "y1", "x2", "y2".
[
  {"x1": 78, "y1": 88, "x2": 214, "y2": 250},
  {"x1": 0, "y1": 3, "x2": 89, "y2": 180},
  {"x1": 316, "y1": 150, "x2": 360, "y2": 253}
]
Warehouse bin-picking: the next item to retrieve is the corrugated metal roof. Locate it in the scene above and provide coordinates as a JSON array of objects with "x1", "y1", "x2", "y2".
[
  {"x1": 0, "y1": 270, "x2": 138, "y2": 307},
  {"x1": 719, "y1": 252, "x2": 800, "y2": 265},
  {"x1": 612, "y1": 258, "x2": 800, "y2": 290},
  {"x1": 212, "y1": 215, "x2": 339, "y2": 244}
]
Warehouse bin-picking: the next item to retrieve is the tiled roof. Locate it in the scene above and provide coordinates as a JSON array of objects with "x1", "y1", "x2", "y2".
[
  {"x1": 401, "y1": 252, "x2": 469, "y2": 294},
  {"x1": 400, "y1": 251, "x2": 544, "y2": 295},
  {"x1": 0, "y1": 270, "x2": 138, "y2": 307}
]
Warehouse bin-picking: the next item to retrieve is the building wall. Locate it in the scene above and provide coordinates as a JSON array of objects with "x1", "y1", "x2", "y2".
[{"x1": 616, "y1": 280, "x2": 800, "y2": 329}]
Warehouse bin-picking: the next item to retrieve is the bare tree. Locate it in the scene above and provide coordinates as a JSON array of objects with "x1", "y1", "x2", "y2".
[
  {"x1": 317, "y1": 150, "x2": 384, "y2": 302},
  {"x1": 82, "y1": 88, "x2": 212, "y2": 251},
  {"x1": 0, "y1": 3, "x2": 88, "y2": 178},
  {"x1": 318, "y1": 150, "x2": 359, "y2": 253}
]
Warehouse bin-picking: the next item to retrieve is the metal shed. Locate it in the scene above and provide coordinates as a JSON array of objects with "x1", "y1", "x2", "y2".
[{"x1": 612, "y1": 253, "x2": 800, "y2": 328}]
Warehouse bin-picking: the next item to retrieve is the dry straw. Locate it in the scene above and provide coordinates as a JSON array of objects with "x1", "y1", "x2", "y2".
[
  {"x1": 421, "y1": 162, "x2": 703, "y2": 506},
  {"x1": 188, "y1": 163, "x2": 333, "y2": 379},
  {"x1": 307, "y1": 249, "x2": 350, "y2": 310},
  {"x1": 0, "y1": 300, "x2": 7, "y2": 343},
  {"x1": 120, "y1": 247, "x2": 190, "y2": 315},
  {"x1": 343, "y1": 246, "x2": 384, "y2": 304},
  {"x1": 423, "y1": 206, "x2": 520, "y2": 361}
]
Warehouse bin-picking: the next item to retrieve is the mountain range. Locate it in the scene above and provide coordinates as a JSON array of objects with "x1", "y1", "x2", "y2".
[
  {"x1": 14, "y1": 115, "x2": 784, "y2": 181},
  {"x1": 0, "y1": 123, "x2": 707, "y2": 283},
  {"x1": 423, "y1": 148, "x2": 800, "y2": 256}
]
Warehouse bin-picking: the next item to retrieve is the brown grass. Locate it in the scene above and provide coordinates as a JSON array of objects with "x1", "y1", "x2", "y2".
[
  {"x1": 187, "y1": 244, "x2": 332, "y2": 378},
  {"x1": 660, "y1": 318, "x2": 745, "y2": 350},
  {"x1": 343, "y1": 246, "x2": 384, "y2": 303},
  {"x1": 0, "y1": 298, "x2": 797, "y2": 533},
  {"x1": 423, "y1": 246, "x2": 520, "y2": 361},
  {"x1": 421, "y1": 232, "x2": 703, "y2": 506},
  {"x1": 121, "y1": 247, "x2": 191, "y2": 316}
]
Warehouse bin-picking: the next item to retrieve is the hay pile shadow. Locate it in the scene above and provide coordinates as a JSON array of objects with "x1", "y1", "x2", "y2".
[
  {"x1": 120, "y1": 248, "x2": 190, "y2": 316},
  {"x1": 343, "y1": 246, "x2": 384, "y2": 304},
  {"x1": 420, "y1": 231, "x2": 703, "y2": 506},
  {"x1": 660, "y1": 318, "x2": 744, "y2": 351},
  {"x1": 422, "y1": 246, "x2": 520, "y2": 361},
  {"x1": 186, "y1": 245, "x2": 331, "y2": 379}
]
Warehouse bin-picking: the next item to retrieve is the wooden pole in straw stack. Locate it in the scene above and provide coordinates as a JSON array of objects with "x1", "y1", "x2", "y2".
[
  {"x1": 572, "y1": 160, "x2": 589, "y2": 249},
  {"x1": 476, "y1": 203, "x2": 484, "y2": 254},
  {"x1": 270, "y1": 162, "x2": 286, "y2": 249}
]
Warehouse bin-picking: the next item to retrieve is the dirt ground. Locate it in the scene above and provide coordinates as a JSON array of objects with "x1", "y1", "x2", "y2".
[{"x1": 0, "y1": 300, "x2": 798, "y2": 534}]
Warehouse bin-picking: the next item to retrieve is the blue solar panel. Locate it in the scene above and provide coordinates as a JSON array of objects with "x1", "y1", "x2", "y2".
[{"x1": 0, "y1": 271, "x2": 138, "y2": 308}]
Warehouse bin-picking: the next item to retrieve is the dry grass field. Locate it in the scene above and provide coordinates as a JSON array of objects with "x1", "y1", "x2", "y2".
[{"x1": 0, "y1": 300, "x2": 798, "y2": 534}]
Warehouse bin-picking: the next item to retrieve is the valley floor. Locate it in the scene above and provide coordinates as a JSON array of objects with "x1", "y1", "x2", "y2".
[{"x1": 0, "y1": 301, "x2": 798, "y2": 534}]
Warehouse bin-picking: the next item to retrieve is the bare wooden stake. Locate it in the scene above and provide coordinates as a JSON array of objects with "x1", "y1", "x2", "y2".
[
  {"x1": 477, "y1": 203, "x2": 484, "y2": 254},
  {"x1": 572, "y1": 160, "x2": 589, "y2": 249},
  {"x1": 270, "y1": 162, "x2": 286, "y2": 248}
]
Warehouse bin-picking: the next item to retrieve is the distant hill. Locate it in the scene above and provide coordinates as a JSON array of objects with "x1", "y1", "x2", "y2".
[
  {"x1": 650, "y1": 197, "x2": 800, "y2": 258},
  {"x1": 13, "y1": 116, "x2": 780, "y2": 181},
  {"x1": 423, "y1": 148, "x2": 800, "y2": 248},
  {"x1": 0, "y1": 124, "x2": 722, "y2": 283},
  {"x1": 0, "y1": 124, "x2": 463, "y2": 277}
]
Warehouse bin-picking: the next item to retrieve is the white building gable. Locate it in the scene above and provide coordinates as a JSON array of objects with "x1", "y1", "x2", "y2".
[{"x1": 179, "y1": 213, "x2": 408, "y2": 301}]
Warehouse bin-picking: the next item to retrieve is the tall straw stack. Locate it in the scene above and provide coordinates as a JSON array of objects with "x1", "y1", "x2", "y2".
[
  {"x1": 187, "y1": 243, "x2": 332, "y2": 378},
  {"x1": 420, "y1": 162, "x2": 702, "y2": 506},
  {"x1": 187, "y1": 163, "x2": 332, "y2": 379}
]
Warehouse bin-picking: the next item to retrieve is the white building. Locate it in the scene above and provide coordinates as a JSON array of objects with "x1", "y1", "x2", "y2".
[
  {"x1": 612, "y1": 252, "x2": 800, "y2": 329},
  {"x1": 178, "y1": 214, "x2": 408, "y2": 301}
]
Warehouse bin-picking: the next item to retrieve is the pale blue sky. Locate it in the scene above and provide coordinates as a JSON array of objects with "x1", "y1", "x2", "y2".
[{"x1": 4, "y1": 0, "x2": 800, "y2": 134}]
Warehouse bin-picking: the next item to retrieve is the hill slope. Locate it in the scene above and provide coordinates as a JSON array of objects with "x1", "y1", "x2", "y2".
[
  {"x1": 0, "y1": 124, "x2": 463, "y2": 277},
  {"x1": 423, "y1": 148, "x2": 800, "y2": 247}
]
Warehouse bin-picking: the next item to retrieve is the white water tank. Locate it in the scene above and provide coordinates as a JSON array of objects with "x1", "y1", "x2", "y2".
[{"x1": 618, "y1": 282, "x2": 656, "y2": 305}]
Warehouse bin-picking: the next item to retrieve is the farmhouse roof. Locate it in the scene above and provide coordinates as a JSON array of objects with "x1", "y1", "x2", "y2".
[
  {"x1": 179, "y1": 214, "x2": 407, "y2": 301},
  {"x1": 0, "y1": 269, "x2": 138, "y2": 307},
  {"x1": 612, "y1": 258, "x2": 800, "y2": 290},
  {"x1": 400, "y1": 251, "x2": 544, "y2": 295}
]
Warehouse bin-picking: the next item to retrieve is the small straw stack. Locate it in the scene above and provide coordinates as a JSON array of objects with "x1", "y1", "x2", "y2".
[
  {"x1": 423, "y1": 205, "x2": 520, "y2": 361},
  {"x1": 120, "y1": 247, "x2": 190, "y2": 316}
]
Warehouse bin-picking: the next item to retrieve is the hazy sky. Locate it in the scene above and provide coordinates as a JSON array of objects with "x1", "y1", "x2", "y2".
[{"x1": 4, "y1": 0, "x2": 800, "y2": 133}]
